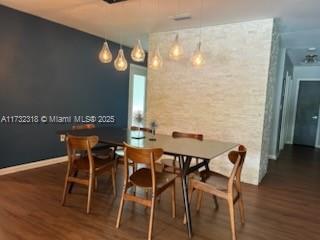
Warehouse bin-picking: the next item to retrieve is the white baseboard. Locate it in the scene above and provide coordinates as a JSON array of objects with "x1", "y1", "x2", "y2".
[
  {"x1": 269, "y1": 154, "x2": 277, "y2": 160},
  {"x1": 0, "y1": 156, "x2": 67, "y2": 176}
]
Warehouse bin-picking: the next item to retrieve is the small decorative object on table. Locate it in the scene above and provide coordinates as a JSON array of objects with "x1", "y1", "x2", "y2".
[
  {"x1": 132, "y1": 111, "x2": 145, "y2": 139},
  {"x1": 149, "y1": 120, "x2": 158, "y2": 141}
]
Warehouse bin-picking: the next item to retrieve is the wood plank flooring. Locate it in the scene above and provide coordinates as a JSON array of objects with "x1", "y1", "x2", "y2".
[{"x1": 0, "y1": 145, "x2": 319, "y2": 240}]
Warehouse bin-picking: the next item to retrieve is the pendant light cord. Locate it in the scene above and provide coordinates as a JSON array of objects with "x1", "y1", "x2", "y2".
[
  {"x1": 199, "y1": 0, "x2": 204, "y2": 42},
  {"x1": 105, "y1": 1, "x2": 111, "y2": 41}
]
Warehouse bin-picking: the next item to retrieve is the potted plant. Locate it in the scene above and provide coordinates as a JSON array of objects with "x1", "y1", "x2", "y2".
[{"x1": 132, "y1": 111, "x2": 145, "y2": 139}]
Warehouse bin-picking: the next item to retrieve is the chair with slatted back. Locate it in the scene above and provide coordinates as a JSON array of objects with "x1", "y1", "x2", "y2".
[
  {"x1": 72, "y1": 124, "x2": 114, "y2": 160},
  {"x1": 61, "y1": 135, "x2": 117, "y2": 214},
  {"x1": 116, "y1": 143, "x2": 176, "y2": 240},
  {"x1": 115, "y1": 126, "x2": 152, "y2": 170},
  {"x1": 186, "y1": 145, "x2": 247, "y2": 240},
  {"x1": 161, "y1": 131, "x2": 204, "y2": 174}
]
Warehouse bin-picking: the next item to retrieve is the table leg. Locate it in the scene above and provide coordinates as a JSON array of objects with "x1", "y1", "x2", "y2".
[{"x1": 179, "y1": 155, "x2": 193, "y2": 238}]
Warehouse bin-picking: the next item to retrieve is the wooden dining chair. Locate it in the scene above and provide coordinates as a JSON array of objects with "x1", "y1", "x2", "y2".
[
  {"x1": 115, "y1": 126, "x2": 152, "y2": 169},
  {"x1": 116, "y1": 143, "x2": 176, "y2": 240},
  {"x1": 72, "y1": 124, "x2": 115, "y2": 160},
  {"x1": 186, "y1": 145, "x2": 247, "y2": 240},
  {"x1": 61, "y1": 135, "x2": 117, "y2": 214},
  {"x1": 161, "y1": 131, "x2": 204, "y2": 174}
]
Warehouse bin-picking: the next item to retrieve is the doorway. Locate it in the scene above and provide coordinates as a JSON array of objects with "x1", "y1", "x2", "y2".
[
  {"x1": 128, "y1": 64, "x2": 147, "y2": 127},
  {"x1": 293, "y1": 80, "x2": 320, "y2": 147}
]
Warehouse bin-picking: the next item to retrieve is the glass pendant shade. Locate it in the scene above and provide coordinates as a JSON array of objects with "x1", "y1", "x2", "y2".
[
  {"x1": 169, "y1": 34, "x2": 184, "y2": 60},
  {"x1": 149, "y1": 46, "x2": 163, "y2": 70},
  {"x1": 131, "y1": 40, "x2": 146, "y2": 62},
  {"x1": 114, "y1": 48, "x2": 128, "y2": 71},
  {"x1": 99, "y1": 41, "x2": 113, "y2": 63},
  {"x1": 191, "y1": 42, "x2": 205, "y2": 68}
]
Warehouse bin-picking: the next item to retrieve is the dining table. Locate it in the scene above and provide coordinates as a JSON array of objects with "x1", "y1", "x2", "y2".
[{"x1": 58, "y1": 127, "x2": 238, "y2": 238}]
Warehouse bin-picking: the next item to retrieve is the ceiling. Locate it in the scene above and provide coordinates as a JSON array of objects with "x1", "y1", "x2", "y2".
[{"x1": 0, "y1": 0, "x2": 320, "y2": 50}]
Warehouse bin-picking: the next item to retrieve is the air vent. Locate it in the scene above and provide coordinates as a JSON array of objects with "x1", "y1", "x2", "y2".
[
  {"x1": 103, "y1": 0, "x2": 128, "y2": 4},
  {"x1": 170, "y1": 13, "x2": 192, "y2": 21}
]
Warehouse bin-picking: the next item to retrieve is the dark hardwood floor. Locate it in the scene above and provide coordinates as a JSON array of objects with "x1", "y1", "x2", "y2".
[{"x1": 0, "y1": 145, "x2": 319, "y2": 240}]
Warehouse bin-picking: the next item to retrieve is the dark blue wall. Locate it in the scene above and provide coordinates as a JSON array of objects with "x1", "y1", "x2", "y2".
[{"x1": 0, "y1": 5, "x2": 147, "y2": 168}]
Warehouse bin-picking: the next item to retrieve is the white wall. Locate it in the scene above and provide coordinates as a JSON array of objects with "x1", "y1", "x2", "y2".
[
  {"x1": 269, "y1": 50, "x2": 294, "y2": 159},
  {"x1": 147, "y1": 19, "x2": 277, "y2": 185}
]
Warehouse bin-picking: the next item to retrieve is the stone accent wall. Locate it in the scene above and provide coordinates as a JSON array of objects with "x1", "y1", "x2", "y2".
[
  {"x1": 147, "y1": 19, "x2": 275, "y2": 185},
  {"x1": 259, "y1": 20, "x2": 280, "y2": 182}
]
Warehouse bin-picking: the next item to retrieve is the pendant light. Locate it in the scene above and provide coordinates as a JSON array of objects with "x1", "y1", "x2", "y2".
[
  {"x1": 191, "y1": 0, "x2": 205, "y2": 68},
  {"x1": 99, "y1": 41, "x2": 113, "y2": 63},
  {"x1": 131, "y1": 1, "x2": 145, "y2": 62},
  {"x1": 169, "y1": 33, "x2": 184, "y2": 60},
  {"x1": 149, "y1": 45, "x2": 163, "y2": 70},
  {"x1": 169, "y1": 0, "x2": 184, "y2": 60},
  {"x1": 131, "y1": 39, "x2": 146, "y2": 62},
  {"x1": 149, "y1": 0, "x2": 163, "y2": 70},
  {"x1": 114, "y1": 46, "x2": 128, "y2": 71},
  {"x1": 191, "y1": 42, "x2": 205, "y2": 67},
  {"x1": 98, "y1": 3, "x2": 112, "y2": 64}
]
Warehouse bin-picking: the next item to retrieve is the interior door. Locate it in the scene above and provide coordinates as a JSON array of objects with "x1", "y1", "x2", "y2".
[{"x1": 293, "y1": 81, "x2": 320, "y2": 147}]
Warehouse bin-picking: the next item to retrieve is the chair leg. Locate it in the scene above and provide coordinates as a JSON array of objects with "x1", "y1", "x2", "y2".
[
  {"x1": 116, "y1": 185, "x2": 126, "y2": 228},
  {"x1": 196, "y1": 190, "x2": 203, "y2": 212},
  {"x1": 68, "y1": 170, "x2": 78, "y2": 194},
  {"x1": 86, "y1": 174, "x2": 94, "y2": 214},
  {"x1": 61, "y1": 165, "x2": 72, "y2": 206},
  {"x1": 94, "y1": 177, "x2": 98, "y2": 192},
  {"x1": 111, "y1": 166, "x2": 117, "y2": 197},
  {"x1": 173, "y1": 158, "x2": 176, "y2": 174},
  {"x1": 171, "y1": 182, "x2": 176, "y2": 218},
  {"x1": 132, "y1": 164, "x2": 137, "y2": 196},
  {"x1": 61, "y1": 178, "x2": 69, "y2": 206},
  {"x1": 145, "y1": 189, "x2": 149, "y2": 210},
  {"x1": 148, "y1": 195, "x2": 156, "y2": 240},
  {"x1": 228, "y1": 198, "x2": 237, "y2": 240},
  {"x1": 132, "y1": 163, "x2": 137, "y2": 173},
  {"x1": 238, "y1": 193, "x2": 245, "y2": 224},
  {"x1": 213, "y1": 196, "x2": 219, "y2": 210}
]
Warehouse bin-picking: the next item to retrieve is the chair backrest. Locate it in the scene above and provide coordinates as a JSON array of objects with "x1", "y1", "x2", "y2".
[
  {"x1": 123, "y1": 143, "x2": 163, "y2": 189},
  {"x1": 123, "y1": 143, "x2": 163, "y2": 165},
  {"x1": 172, "y1": 131, "x2": 203, "y2": 141},
  {"x1": 227, "y1": 145, "x2": 247, "y2": 192},
  {"x1": 67, "y1": 135, "x2": 99, "y2": 151},
  {"x1": 130, "y1": 126, "x2": 152, "y2": 133},
  {"x1": 72, "y1": 124, "x2": 96, "y2": 130},
  {"x1": 66, "y1": 135, "x2": 99, "y2": 170}
]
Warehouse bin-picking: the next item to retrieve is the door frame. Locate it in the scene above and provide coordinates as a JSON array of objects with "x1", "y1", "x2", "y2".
[
  {"x1": 291, "y1": 78, "x2": 320, "y2": 147},
  {"x1": 279, "y1": 72, "x2": 291, "y2": 151},
  {"x1": 128, "y1": 64, "x2": 148, "y2": 127},
  {"x1": 316, "y1": 104, "x2": 320, "y2": 148}
]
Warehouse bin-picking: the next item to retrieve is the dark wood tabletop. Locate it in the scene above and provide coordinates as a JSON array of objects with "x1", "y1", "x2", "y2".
[{"x1": 58, "y1": 127, "x2": 237, "y2": 160}]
